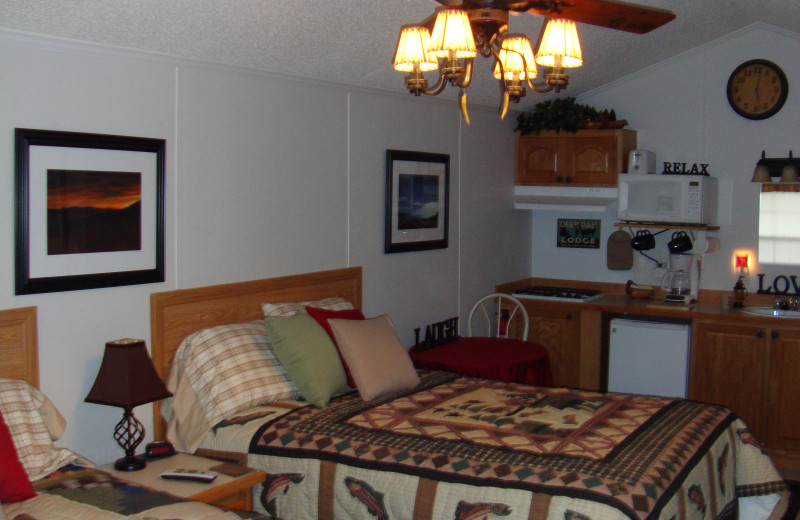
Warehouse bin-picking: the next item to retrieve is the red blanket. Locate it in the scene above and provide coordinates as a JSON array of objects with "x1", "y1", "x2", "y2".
[{"x1": 409, "y1": 337, "x2": 553, "y2": 386}]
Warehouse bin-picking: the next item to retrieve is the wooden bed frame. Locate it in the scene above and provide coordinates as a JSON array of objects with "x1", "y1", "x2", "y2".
[
  {"x1": 0, "y1": 306, "x2": 39, "y2": 388},
  {"x1": 149, "y1": 266, "x2": 362, "y2": 441}
]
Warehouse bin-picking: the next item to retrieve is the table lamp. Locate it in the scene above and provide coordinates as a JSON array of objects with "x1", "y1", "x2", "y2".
[{"x1": 85, "y1": 339, "x2": 172, "y2": 471}]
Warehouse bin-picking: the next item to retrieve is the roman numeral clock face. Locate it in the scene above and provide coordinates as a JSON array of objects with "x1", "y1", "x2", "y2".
[{"x1": 727, "y1": 59, "x2": 788, "y2": 120}]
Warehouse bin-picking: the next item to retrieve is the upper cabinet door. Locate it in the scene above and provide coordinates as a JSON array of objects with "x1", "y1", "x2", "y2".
[
  {"x1": 515, "y1": 129, "x2": 637, "y2": 187},
  {"x1": 516, "y1": 136, "x2": 565, "y2": 185},
  {"x1": 569, "y1": 135, "x2": 616, "y2": 185}
]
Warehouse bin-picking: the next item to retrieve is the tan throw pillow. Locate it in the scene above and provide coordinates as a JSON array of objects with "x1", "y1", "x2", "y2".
[{"x1": 328, "y1": 315, "x2": 420, "y2": 402}]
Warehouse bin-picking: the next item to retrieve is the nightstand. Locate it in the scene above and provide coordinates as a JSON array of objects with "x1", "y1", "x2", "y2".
[{"x1": 100, "y1": 452, "x2": 266, "y2": 512}]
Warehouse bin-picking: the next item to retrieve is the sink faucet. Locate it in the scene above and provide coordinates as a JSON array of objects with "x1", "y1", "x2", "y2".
[{"x1": 774, "y1": 296, "x2": 800, "y2": 310}]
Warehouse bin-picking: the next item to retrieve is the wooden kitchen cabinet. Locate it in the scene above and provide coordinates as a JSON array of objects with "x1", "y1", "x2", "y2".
[
  {"x1": 506, "y1": 299, "x2": 601, "y2": 390},
  {"x1": 522, "y1": 303, "x2": 581, "y2": 388},
  {"x1": 690, "y1": 320, "x2": 800, "y2": 468},
  {"x1": 515, "y1": 129, "x2": 637, "y2": 187},
  {"x1": 767, "y1": 327, "x2": 800, "y2": 456},
  {"x1": 689, "y1": 321, "x2": 770, "y2": 440}
]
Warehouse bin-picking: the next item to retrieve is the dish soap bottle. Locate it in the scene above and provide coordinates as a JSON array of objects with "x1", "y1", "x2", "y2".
[{"x1": 733, "y1": 276, "x2": 747, "y2": 308}]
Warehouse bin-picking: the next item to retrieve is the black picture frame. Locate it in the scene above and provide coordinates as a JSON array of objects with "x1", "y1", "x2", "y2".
[
  {"x1": 15, "y1": 128, "x2": 166, "y2": 294},
  {"x1": 385, "y1": 150, "x2": 450, "y2": 254}
]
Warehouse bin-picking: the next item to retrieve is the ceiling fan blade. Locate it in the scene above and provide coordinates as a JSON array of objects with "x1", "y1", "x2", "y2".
[
  {"x1": 526, "y1": 0, "x2": 675, "y2": 34},
  {"x1": 435, "y1": 0, "x2": 467, "y2": 6}
]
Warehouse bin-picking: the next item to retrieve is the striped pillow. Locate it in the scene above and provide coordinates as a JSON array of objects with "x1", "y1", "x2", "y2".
[
  {"x1": 0, "y1": 379, "x2": 81, "y2": 480},
  {"x1": 177, "y1": 321, "x2": 298, "y2": 428},
  {"x1": 262, "y1": 297, "x2": 354, "y2": 318}
]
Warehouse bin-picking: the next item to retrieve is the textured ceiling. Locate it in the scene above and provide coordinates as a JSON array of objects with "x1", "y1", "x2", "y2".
[{"x1": 1, "y1": 1, "x2": 800, "y2": 112}]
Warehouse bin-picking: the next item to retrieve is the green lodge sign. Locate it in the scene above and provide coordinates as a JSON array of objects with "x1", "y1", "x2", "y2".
[{"x1": 557, "y1": 219, "x2": 600, "y2": 249}]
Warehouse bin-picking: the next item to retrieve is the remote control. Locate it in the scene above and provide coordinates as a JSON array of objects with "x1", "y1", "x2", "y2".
[{"x1": 160, "y1": 468, "x2": 218, "y2": 482}]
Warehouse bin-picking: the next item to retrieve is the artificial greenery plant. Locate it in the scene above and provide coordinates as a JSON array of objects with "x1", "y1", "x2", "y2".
[{"x1": 515, "y1": 97, "x2": 624, "y2": 136}]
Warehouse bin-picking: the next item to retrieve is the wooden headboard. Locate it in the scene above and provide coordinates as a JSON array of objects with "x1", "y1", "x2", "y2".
[
  {"x1": 149, "y1": 266, "x2": 362, "y2": 440},
  {"x1": 0, "y1": 307, "x2": 39, "y2": 388}
]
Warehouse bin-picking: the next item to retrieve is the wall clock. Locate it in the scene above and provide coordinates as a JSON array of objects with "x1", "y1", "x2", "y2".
[{"x1": 726, "y1": 59, "x2": 788, "y2": 120}]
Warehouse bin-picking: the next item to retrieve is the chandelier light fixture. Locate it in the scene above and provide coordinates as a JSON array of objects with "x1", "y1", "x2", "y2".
[{"x1": 393, "y1": 7, "x2": 583, "y2": 123}]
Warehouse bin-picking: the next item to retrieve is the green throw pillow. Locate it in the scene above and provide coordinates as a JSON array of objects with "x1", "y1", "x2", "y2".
[{"x1": 264, "y1": 312, "x2": 349, "y2": 406}]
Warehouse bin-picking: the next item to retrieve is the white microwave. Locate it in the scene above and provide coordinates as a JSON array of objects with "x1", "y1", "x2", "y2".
[{"x1": 617, "y1": 174, "x2": 718, "y2": 225}]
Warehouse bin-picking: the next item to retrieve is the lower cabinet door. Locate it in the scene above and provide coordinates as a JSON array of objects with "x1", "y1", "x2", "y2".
[
  {"x1": 528, "y1": 307, "x2": 580, "y2": 388},
  {"x1": 690, "y1": 321, "x2": 770, "y2": 441},
  {"x1": 768, "y1": 326, "x2": 800, "y2": 454}
]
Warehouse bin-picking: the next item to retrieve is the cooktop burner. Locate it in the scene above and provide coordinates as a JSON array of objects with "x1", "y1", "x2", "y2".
[{"x1": 514, "y1": 286, "x2": 604, "y2": 302}]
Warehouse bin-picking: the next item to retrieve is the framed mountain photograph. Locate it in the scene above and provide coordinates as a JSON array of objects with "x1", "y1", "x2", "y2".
[{"x1": 384, "y1": 149, "x2": 450, "y2": 254}]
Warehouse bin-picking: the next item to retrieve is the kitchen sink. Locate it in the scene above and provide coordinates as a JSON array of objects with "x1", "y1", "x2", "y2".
[{"x1": 741, "y1": 307, "x2": 800, "y2": 318}]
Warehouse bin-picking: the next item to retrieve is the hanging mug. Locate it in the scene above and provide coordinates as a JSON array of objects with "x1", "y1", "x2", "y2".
[
  {"x1": 667, "y1": 231, "x2": 692, "y2": 254},
  {"x1": 631, "y1": 230, "x2": 656, "y2": 251}
]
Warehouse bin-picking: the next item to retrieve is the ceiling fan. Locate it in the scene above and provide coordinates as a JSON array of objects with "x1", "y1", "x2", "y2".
[
  {"x1": 393, "y1": 0, "x2": 675, "y2": 122},
  {"x1": 433, "y1": 0, "x2": 676, "y2": 35}
]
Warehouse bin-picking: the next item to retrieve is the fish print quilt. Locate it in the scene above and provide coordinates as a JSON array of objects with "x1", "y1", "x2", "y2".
[{"x1": 200, "y1": 371, "x2": 788, "y2": 520}]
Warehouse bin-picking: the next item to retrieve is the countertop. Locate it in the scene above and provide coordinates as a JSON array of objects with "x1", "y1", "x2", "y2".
[
  {"x1": 497, "y1": 277, "x2": 800, "y2": 325},
  {"x1": 571, "y1": 294, "x2": 783, "y2": 322}
]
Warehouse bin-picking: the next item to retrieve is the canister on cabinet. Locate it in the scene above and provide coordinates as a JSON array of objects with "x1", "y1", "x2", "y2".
[{"x1": 627, "y1": 150, "x2": 656, "y2": 174}]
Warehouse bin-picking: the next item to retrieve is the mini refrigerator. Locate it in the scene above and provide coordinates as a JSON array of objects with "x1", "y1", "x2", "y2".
[{"x1": 608, "y1": 318, "x2": 690, "y2": 398}]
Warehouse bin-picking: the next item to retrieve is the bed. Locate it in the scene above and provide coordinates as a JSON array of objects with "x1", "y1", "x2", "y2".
[
  {"x1": 0, "y1": 306, "x2": 269, "y2": 520},
  {"x1": 150, "y1": 267, "x2": 790, "y2": 520}
]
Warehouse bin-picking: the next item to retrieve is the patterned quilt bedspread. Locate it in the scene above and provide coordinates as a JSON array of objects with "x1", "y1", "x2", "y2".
[
  {"x1": 1, "y1": 466, "x2": 268, "y2": 520},
  {"x1": 197, "y1": 371, "x2": 788, "y2": 520}
]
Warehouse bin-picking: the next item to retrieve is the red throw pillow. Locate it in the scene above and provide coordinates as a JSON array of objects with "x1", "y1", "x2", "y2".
[
  {"x1": 0, "y1": 409, "x2": 36, "y2": 503},
  {"x1": 305, "y1": 306, "x2": 366, "y2": 388}
]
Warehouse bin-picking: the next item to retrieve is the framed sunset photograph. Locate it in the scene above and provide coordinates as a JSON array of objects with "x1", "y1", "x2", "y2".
[{"x1": 15, "y1": 129, "x2": 165, "y2": 294}]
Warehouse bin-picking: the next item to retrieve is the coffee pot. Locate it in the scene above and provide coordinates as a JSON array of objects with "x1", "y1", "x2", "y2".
[
  {"x1": 662, "y1": 269, "x2": 691, "y2": 294},
  {"x1": 661, "y1": 254, "x2": 695, "y2": 303}
]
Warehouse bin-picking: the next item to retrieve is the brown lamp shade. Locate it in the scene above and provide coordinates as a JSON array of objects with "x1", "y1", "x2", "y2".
[{"x1": 85, "y1": 339, "x2": 172, "y2": 410}]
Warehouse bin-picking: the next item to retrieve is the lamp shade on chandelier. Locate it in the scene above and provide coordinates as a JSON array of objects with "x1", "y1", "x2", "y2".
[
  {"x1": 429, "y1": 9, "x2": 478, "y2": 59},
  {"x1": 535, "y1": 18, "x2": 583, "y2": 69},
  {"x1": 493, "y1": 34, "x2": 537, "y2": 81},
  {"x1": 393, "y1": 7, "x2": 584, "y2": 123},
  {"x1": 393, "y1": 25, "x2": 438, "y2": 74}
]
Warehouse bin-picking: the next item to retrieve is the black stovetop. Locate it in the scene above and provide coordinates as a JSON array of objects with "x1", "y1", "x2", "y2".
[{"x1": 514, "y1": 286, "x2": 604, "y2": 302}]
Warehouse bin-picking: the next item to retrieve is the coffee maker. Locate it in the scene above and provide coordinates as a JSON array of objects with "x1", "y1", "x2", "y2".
[{"x1": 661, "y1": 253, "x2": 698, "y2": 304}]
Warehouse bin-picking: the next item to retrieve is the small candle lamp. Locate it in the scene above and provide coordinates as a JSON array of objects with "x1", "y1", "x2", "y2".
[
  {"x1": 735, "y1": 253, "x2": 749, "y2": 273},
  {"x1": 733, "y1": 254, "x2": 749, "y2": 308}
]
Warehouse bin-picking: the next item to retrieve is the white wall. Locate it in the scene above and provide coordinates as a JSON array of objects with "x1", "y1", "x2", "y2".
[
  {"x1": 0, "y1": 31, "x2": 529, "y2": 464},
  {"x1": 528, "y1": 23, "x2": 800, "y2": 292}
]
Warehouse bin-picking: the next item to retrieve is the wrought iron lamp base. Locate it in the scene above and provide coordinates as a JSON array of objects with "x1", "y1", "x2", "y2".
[{"x1": 114, "y1": 408, "x2": 146, "y2": 471}]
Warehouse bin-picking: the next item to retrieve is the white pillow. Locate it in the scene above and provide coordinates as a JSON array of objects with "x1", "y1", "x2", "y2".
[{"x1": 328, "y1": 315, "x2": 420, "y2": 401}]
